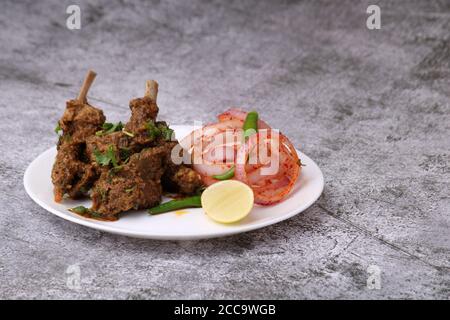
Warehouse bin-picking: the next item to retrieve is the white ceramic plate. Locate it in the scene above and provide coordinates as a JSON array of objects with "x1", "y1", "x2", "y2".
[{"x1": 24, "y1": 125, "x2": 324, "y2": 240}]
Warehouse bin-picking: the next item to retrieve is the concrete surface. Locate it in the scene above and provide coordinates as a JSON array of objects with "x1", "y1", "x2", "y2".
[{"x1": 0, "y1": 0, "x2": 449, "y2": 299}]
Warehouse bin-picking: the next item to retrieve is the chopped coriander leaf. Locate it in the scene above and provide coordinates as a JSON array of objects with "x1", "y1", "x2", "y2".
[
  {"x1": 96, "y1": 122, "x2": 124, "y2": 136},
  {"x1": 108, "y1": 146, "x2": 119, "y2": 167},
  {"x1": 145, "y1": 120, "x2": 161, "y2": 139},
  {"x1": 54, "y1": 122, "x2": 62, "y2": 134},
  {"x1": 161, "y1": 126, "x2": 174, "y2": 141},
  {"x1": 93, "y1": 145, "x2": 119, "y2": 167},
  {"x1": 93, "y1": 148, "x2": 111, "y2": 166},
  {"x1": 106, "y1": 122, "x2": 123, "y2": 134},
  {"x1": 157, "y1": 122, "x2": 174, "y2": 141}
]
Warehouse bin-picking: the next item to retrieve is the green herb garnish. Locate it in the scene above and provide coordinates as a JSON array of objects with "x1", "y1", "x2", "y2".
[
  {"x1": 144, "y1": 121, "x2": 174, "y2": 141},
  {"x1": 96, "y1": 122, "x2": 124, "y2": 136},
  {"x1": 145, "y1": 120, "x2": 161, "y2": 139},
  {"x1": 54, "y1": 122, "x2": 62, "y2": 135},
  {"x1": 159, "y1": 125, "x2": 174, "y2": 141},
  {"x1": 93, "y1": 145, "x2": 119, "y2": 167}
]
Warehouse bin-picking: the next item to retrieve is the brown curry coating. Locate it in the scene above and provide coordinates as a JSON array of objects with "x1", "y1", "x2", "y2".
[
  {"x1": 87, "y1": 133, "x2": 202, "y2": 217},
  {"x1": 124, "y1": 96, "x2": 159, "y2": 147},
  {"x1": 59, "y1": 99, "x2": 106, "y2": 144},
  {"x1": 85, "y1": 122, "x2": 169, "y2": 166},
  {"x1": 51, "y1": 99, "x2": 105, "y2": 202},
  {"x1": 52, "y1": 80, "x2": 204, "y2": 216},
  {"x1": 162, "y1": 165, "x2": 203, "y2": 195},
  {"x1": 90, "y1": 146, "x2": 166, "y2": 217},
  {"x1": 51, "y1": 143, "x2": 97, "y2": 201},
  {"x1": 85, "y1": 131, "x2": 135, "y2": 167},
  {"x1": 160, "y1": 141, "x2": 203, "y2": 195}
]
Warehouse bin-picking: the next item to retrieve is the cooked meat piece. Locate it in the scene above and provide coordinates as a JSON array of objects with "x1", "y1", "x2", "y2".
[
  {"x1": 59, "y1": 99, "x2": 105, "y2": 144},
  {"x1": 52, "y1": 76, "x2": 203, "y2": 218},
  {"x1": 68, "y1": 164, "x2": 97, "y2": 198},
  {"x1": 87, "y1": 128, "x2": 202, "y2": 217},
  {"x1": 127, "y1": 96, "x2": 159, "y2": 127},
  {"x1": 124, "y1": 96, "x2": 159, "y2": 147},
  {"x1": 160, "y1": 141, "x2": 203, "y2": 194},
  {"x1": 162, "y1": 165, "x2": 203, "y2": 194},
  {"x1": 52, "y1": 98, "x2": 104, "y2": 201},
  {"x1": 90, "y1": 146, "x2": 166, "y2": 217},
  {"x1": 86, "y1": 131, "x2": 135, "y2": 167},
  {"x1": 51, "y1": 143, "x2": 98, "y2": 201},
  {"x1": 85, "y1": 121, "x2": 170, "y2": 167}
]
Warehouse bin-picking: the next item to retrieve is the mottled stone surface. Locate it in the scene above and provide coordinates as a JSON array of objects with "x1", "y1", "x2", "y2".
[{"x1": 0, "y1": 0, "x2": 449, "y2": 299}]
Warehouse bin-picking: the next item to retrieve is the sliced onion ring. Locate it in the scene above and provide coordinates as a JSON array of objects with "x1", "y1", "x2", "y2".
[
  {"x1": 235, "y1": 131, "x2": 300, "y2": 205},
  {"x1": 218, "y1": 108, "x2": 271, "y2": 129}
]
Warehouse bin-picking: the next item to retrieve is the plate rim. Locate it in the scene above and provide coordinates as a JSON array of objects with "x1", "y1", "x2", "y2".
[{"x1": 24, "y1": 126, "x2": 324, "y2": 240}]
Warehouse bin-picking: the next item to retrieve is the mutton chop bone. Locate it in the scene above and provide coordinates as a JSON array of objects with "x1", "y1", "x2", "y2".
[
  {"x1": 89, "y1": 80, "x2": 164, "y2": 217},
  {"x1": 52, "y1": 75, "x2": 203, "y2": 218},
  {"x1": 51, "y1": 70, "x2": 105, "y2": 202},
  {"x1": 88, "y1": 80, "x2": 203, "y2": 218}
]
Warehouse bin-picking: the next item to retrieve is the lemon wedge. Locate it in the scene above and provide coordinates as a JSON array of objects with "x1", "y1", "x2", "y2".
[{"x1": 201, "y1": 180, "x2": 254, "y2": 224}]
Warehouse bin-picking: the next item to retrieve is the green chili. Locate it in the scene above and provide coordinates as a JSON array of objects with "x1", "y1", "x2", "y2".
[
  {"x1": 243, "y1": 111, "x2": 258, "y2": 139},
  {"x1": 69, "y1": 205, "x2": 89, "y2": 215},
  {"x1": 148, "y1": 195, "x2": 202, "y2": 215},
  {"x1": 212, "y1": 166, "x2": 235, "y2": 180},
  {"x1": 69, "y1": 206, "x2": 103, "y2": 219}
]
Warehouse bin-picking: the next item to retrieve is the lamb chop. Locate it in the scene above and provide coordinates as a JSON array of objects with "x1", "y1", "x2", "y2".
[
  {"x1": 124, "y1": 80, "x2": 160, "y2": 147},
  {"x1": 129, "y1": 82, "x2": 203, "y2": 195},
  {"x1": 124, "y1": 80, "x2": 203, "y2": 194},
  {"x1": 88, "y1": 81, "x2": 165, "y2": 217},
  {"x1": 87, "y1": 81, "x2": 203, "y2": 218},
  {"x1": 51, "y1": 70, "x2": 105, "y2": 202},
  {"x1": 85, "y1": 81, "x2": 165, "y2": 166},
  {"x1": 52, "y1": 75, "x2": 203, "y2": 218}
]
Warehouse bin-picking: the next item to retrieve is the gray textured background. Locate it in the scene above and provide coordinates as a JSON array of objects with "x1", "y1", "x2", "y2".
[{"x1": 0, "y1": 0, "x2": 449, "y2": 299}]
